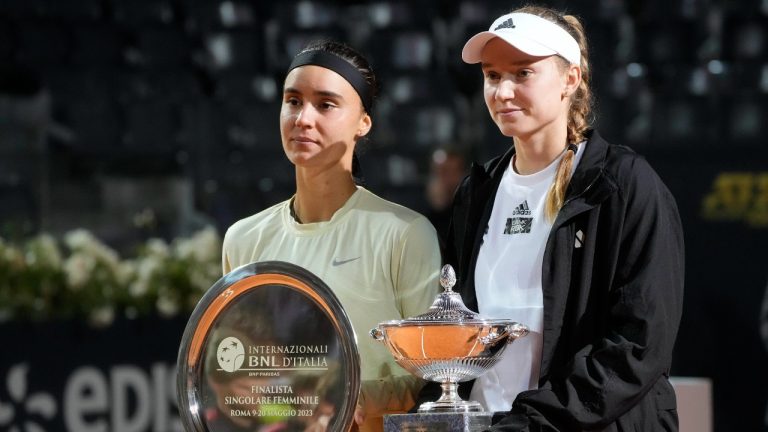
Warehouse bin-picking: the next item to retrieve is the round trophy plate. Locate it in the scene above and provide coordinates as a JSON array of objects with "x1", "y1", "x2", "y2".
[{"x1": 177, "y1": 261, "x2": 360, "y2": 432}]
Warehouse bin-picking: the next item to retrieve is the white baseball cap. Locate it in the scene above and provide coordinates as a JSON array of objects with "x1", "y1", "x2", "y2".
[{"x1": 461, "y1": 12, "x2": 580, "y2": 65}]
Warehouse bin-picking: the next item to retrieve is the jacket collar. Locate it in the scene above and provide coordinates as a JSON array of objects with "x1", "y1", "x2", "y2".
[
  {"x1": 472, "y1": 130, "x2": 617, "y2": 218},
  {"x1": 568, "y1": 130, "x2": 611, "y2": 198},
  {"x1": 555, "y1": 130, "x2": 618, "y2": 227}
]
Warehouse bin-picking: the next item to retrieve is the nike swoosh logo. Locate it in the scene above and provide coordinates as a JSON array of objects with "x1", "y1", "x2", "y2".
[{"x1": 332, "y1": 257, "x2": 360, "y2": 266}]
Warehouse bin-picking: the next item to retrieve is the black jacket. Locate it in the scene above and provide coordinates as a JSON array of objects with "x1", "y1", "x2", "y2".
[{"x1": 417, "y1": 131, "x2": 685, "y2": 431}]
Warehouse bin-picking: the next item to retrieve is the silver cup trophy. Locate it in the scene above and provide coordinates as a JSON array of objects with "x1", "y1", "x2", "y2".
[{"x1": 370, "y1": 265, "x2": 528, "y2": 413}]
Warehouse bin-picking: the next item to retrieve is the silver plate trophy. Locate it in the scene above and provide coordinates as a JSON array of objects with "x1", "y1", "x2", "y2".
[
  {"x1": 177, "y1": 261, "x2": 360, "y2": 432},
  {"x1": 371, "y1": 265, "x2": 529, "y2": 413}
]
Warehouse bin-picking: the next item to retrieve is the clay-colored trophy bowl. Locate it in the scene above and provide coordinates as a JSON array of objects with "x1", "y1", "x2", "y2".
[{"x1": 371, "y1": 265, "x2": 528, "y2": 413}]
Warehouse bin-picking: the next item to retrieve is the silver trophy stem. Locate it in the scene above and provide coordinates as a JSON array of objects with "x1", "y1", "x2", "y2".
[{"x1": 418, "y1": 380, "x2": 483, "y2": 413}]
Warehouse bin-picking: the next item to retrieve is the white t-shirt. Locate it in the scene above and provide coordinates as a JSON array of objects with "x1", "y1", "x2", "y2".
[
  {"x1": 471, "y1": 143, "x2": 585, "y2": 412},
  {"x1": 222, "y1": 186, "x2": 441, "y2": 432}
]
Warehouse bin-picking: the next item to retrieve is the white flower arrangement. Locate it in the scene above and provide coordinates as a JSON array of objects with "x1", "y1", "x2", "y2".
[{"x1": 0, "y1": 227, "x2": 222, "y2": 326}]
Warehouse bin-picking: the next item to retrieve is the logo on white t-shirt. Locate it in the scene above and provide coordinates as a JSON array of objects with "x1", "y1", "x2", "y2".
[
  {"x1": 504, "y1": 217, "x2": 532, "y2": 234},
  {"x1": 504, "y1": 200, "x2": 533, "y2": 234},
  {"x1": 512, "y1": 200, "x2": 531, "y2": 215}
]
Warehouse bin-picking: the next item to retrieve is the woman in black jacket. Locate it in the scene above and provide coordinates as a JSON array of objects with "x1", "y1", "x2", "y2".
[{"x1": 415, "y1": 5, "x2": 685, "y2": 431}]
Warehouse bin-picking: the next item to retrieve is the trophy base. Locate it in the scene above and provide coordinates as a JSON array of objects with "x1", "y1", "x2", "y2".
[
  {"x1": 418, "y1": 399, "x2": 483, "y2": 413},
  {"x1": 384, "y1": 412, "x2": 491, "y2": 432}
]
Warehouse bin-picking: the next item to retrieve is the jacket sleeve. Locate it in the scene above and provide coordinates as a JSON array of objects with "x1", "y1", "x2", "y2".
[{"x1": 492, "y1": 157, "x2": 685, "y2": 431}]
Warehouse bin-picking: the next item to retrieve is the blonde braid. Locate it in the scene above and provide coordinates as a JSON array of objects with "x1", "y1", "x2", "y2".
[
  {"x1": 545, "y1": 146, "x2": 575, "y2": 221},
  {"x1": 516, "y1": 6, "x2": 594, "y2": 221},
  {"x1": 562, "y1": 14, "x2": 592, "y2": 145}
]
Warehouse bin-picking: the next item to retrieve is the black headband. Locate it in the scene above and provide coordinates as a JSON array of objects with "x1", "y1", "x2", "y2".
[{"x1": 287, "y1": 50, "x2": 374, "y2": 114}]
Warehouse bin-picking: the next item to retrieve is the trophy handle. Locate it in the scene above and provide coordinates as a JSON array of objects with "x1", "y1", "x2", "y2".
[
  {"x1": 479, "y1": 322, "x2": 529, "y2": 346},
  {"x1": 370, "y1": 327, "x2": 385, "y2": 341},
  {"x1": 478, "y1": 330, "x2": 501, "y2": 345},
  {"x1": 506, "y1": 323, "x2": 529, "y2": 342}
]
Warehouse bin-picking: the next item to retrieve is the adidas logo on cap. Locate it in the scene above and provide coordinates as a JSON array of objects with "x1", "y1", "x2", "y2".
[
  {"x1": 462, "y1": 12, "x2": 581, "y2": 65},
  {"x1": 494, "y1": 18, "x2": 516, "y2": 30}
]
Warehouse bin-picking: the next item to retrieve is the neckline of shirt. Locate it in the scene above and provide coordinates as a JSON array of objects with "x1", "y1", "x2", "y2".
[
  {"x1": 507, "y1": 141, "x2": 586, "y2": 186},
  {"x1": 283, "y1": 186, "x2": 363, "y2": 234}
]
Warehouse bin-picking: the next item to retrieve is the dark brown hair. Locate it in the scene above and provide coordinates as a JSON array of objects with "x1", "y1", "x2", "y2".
[{"x1": 297, "y1": 40, "x2": 379, "y2": 116}]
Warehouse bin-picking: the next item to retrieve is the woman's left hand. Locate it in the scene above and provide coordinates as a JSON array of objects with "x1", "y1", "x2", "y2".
[{"x1": 349, "y1": 405, "x2": 365, "y2": 431}]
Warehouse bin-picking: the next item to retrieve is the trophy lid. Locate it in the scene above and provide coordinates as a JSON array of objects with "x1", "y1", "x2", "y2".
[{"x1": 404, "y1": 265, "x2": 483, "y2": 322}]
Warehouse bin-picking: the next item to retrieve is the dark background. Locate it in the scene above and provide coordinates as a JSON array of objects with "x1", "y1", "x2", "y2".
[{"x1": 1, "y1": 0, "x2": 767, "y2": 431}]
